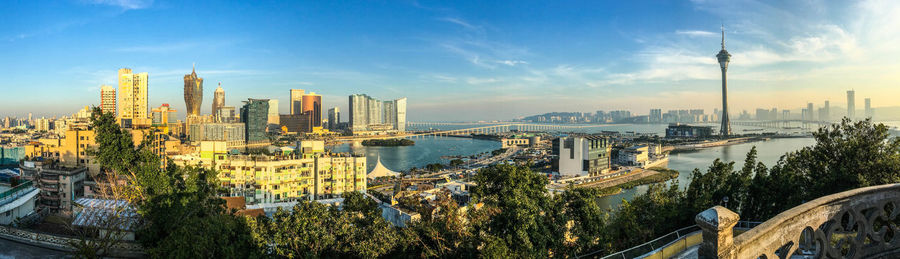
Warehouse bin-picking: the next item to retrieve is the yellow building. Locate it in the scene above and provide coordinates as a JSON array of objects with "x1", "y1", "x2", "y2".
[
  {"x1": 182, "y1": 141, "x2": 367, "y2": 204},
  {"x1": 117, "y1": 68, "x2": 149, "y2": 127}
]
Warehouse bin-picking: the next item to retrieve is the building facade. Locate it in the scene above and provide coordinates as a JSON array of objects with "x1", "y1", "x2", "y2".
[
  {"x1": 301, "y1": 92, "x2": 322, "y2": 128},
  {"x1": 117, "y1": 68, "x2": 149, "y2": 127},
  {"x1": 552, "y1": 136, "x2": 611, "y2": 177},
  {"x1": 19, "y1": 161, "x2": 86, "y2": 215},
  {"x1": 100, "y1": 85, "x2": 116, "y2": 116},
  {"x1": 189, "y1": 123, "x2": 246, "y2": 148},
  {"x1": 290, "y1": 89, "x2": 305, "y2": 115},
  {"x1": 240, "y1": 99, "x2": 270, "y2": 144},
  {"x1": 348, "y1": 94, "x2": 407, "y2": 134},
  {"x1": 847, "y1": 90, "x2": 856, "y2": 120},
  {"x1": 151, "y1": 104, "x2": 177, "y2": 126},
  {"x1": 212, "y1": 83, "x2": 225, "y2": 120},
  {"x1": 328, "y1": 107, "x2": 340, "y2": 130},
  {"x1": 183, "y1": 66, "x2": 203, "y2": 117},
  {"x1": 665, "y1": 123, "x2": 713, "y2": 138}
]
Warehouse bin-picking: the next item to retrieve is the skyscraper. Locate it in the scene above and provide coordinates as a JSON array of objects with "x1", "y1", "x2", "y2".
[
  {"x1": 328, "y1": 107, "x2": 340, "y2": 130},
  {"x1": 823, "y1": 100, "x2": 830, "y2": 122},
  {"x1": 267, "y1": 99, "x2": 279, "y2": 130},
  {"x1": 184, "y1": 65, "x2": 203, "y2": 117},
  {"x1": 290, "y1": 89, "x2": 305, "y2": 115},
  {"x1": 348, "y1": 94, "x2": 407, "y2": 134},
  {"x1": 847, "y1": 90, "x2": 855, "y2": 120},
  {"x1": 649, "y1": 109, "x2": 662, "y2": 123},
  {"x1": 301, "y1": 92, "x2": 322, "y2": 128},
  {"x1": 117, "y1": 68, "x2": 149, "y2": 127},
  {"x1": 212, "y1": 83, "x2": 225, "y2": 121},
  {"x1": 865, "y1": 98, "x2": 873, "y2": 118},
  {"x1": 807, "y1": 103, "x2": 814, "y2": 121},
  {"x1": 241, "y1": 99, "x2": 270, "y2": 143},
  {"x1": 716, "y1": 26, "x2": 732, "y2": 136},
  {"x1": 100, "y1": 85, "x2": 116, "y2": 116}
]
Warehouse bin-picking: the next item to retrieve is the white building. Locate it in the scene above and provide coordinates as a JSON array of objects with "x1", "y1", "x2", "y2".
[{"x1": 554, "y1": 136, "x2": 611, "y2": 177}]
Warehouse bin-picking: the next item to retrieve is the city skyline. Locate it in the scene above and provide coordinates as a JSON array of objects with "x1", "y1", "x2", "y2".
[{"x1": 3, "y1": 1, "x2": 900, "y2": 121}]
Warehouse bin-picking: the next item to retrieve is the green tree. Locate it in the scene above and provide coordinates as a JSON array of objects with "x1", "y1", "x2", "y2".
[{"x1": 470, "y1": 164, "x2": 561, "y2": 257}]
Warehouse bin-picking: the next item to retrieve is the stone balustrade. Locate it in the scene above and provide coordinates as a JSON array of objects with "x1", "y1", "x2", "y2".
[{"x1": 697, "y1": 183, "x2": 900, "y2": 258}]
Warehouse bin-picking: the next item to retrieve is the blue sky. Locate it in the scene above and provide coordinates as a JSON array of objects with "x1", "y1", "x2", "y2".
[{"x1": 2, "y1": 0, "x2": 900, "y2": 121}]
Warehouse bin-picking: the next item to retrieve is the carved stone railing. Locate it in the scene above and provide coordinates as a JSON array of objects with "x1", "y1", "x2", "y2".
[{"x1": 696, "y1": 183, "x2": 900, "y2": 258}]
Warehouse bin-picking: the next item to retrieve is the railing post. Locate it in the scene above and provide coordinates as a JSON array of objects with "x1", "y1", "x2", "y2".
[{"x1": 696, "y1": 206, "x2": 739, "y2": 259}]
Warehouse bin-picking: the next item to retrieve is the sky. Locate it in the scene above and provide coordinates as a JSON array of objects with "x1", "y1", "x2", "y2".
[{"x1": 2, "y1": 0, "x2": 900, "y2": 121}]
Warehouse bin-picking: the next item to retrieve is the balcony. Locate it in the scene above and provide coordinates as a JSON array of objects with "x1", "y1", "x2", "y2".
[{"x1": 693, "y1": 183, "x2": 900, "y2": 258}]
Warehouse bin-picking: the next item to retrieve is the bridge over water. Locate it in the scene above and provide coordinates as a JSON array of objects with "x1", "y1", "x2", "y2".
[{"x1": 337, "y1": 122, "x2": 612, "y2": 141}]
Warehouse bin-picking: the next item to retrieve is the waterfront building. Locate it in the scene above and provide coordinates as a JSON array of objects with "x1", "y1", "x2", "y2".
[
  {"x1": 100, "y1": 85, "x2": 116, "y2": 116},
  {"x1": 618, "y1": 145, "x2": 650, "y2": 167},
  {"x1": 183, "y1": 66, "x2": 203, "y2": 117},
  {"x1": 649, "y1": 109, "x2": 662, "y2": 123},
  {"x1": 290, "y1": 89, "x2": 305, "y2": 115},
  {"x1": 212, "y1": 83, "x2": 225, "y2": 120},
  {"x1": 665, "y1": 123, "x2": 713, "y2": 138},
  {"x1": 717, "y1": 26, "x2": 733, "y2": 136},
  {"x1": 19, "y1": 161, "x2": 86, "y2": 215},
  {"x1": 552, "y1": 136, "x2": 611, "y2": 177},
  {"x1": 189, "y1": 123, "x2": 246, "y2": 149},
  {"x1": 367, "y1": 157, "x2": 400, "y2": 179},
  {"x1": 328, "y1": 107, "x2": 340, "y2": 130},
  {"x1": 865, "y1": 98, "x2": 873, "y2": 118},
  {"x1": 348, "y1": 94, "x2": 407, "y2": 134},
  {"x1": 823, "y1": 100, "x2": 830, "y2": 121},
  {"x1": 501, "y1": 138, "x2": 530, "y2": 148},
  {"x1": 117, "y1": 68, "x2": 149, "y2": 127},
  {"x1": 240, "y1": 99, "x2": 270, "y2": 144},
  {"x1": 847, "y1": 90, "x2": 856, "y2": 120}
]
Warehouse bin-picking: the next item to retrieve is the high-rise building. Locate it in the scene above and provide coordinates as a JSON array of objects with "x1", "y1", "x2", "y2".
[
  {"x1": 151, "y1": 104, "x2": 178, "y2": 126},
  {"x1": 267, "y1": 99, "x2": 279, "y2": 130},
  {"x1": 301, "y1": 92, "x2": 322, "y2": 128},
  {"x1": 189, "y1": 123, "x2": 246, "y2": 148},
  {"x1": 290, "y1": 89, "x2": 305, "y2": 115},
  {"x1": 100, "y1": 85, "x2": 116, "y2": 116},
  {"x1": 348, "y1": 94, "x2": 407, "y2": 134},
  {"x1": 865, "y1": 98, "x2": 873, "y2": 119},
  {"x1": 240, "y1": 99, "x2": 270, "y2": 144},
  {"x1": 117, "y1": 68, "x2": 149, "y2": 127},
  {"x1": 716, "y1": 26, "x2": 732, "y2": 136},
  {"x1": 394, "y1": 97, "x2": 406, "y2": 132},
  {"x1": 184, "y1": 65, "x2": 204, "y2": 117},
  {"x1": 823, "y1": 100, "x2": 830, "y2": 121},
  {"x1": 212, "y1": 83, "x2": 225, "y2": 121},
  {"x1": 807, "y1": 103, "x2": 814, "y2": 121},
  {"x1": 328, "y1": 107, "x2": 340, "y2": 130},
  {"x1": 847, "y1": 90, "x2": 856, "y2": 120},
  {"x1": 217, "y1": 106, "x2": 236, "y2": 123},
  {"x1": 649, "y1": 109, "x2": 662, "y2": 123}
]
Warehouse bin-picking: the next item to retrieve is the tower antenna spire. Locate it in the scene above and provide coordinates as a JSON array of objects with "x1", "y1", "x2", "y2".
[{"x1": 721, "y1": 24, "x2": 726, "y2": 50}]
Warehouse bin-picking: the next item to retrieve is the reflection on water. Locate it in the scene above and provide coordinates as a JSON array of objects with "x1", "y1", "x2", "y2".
[
  {"x1": 596, "y1": 137, "x2": 816, "y2": 211},
  {"x1": 329, "y1": 136, "x2": 500, "y2": 172}
]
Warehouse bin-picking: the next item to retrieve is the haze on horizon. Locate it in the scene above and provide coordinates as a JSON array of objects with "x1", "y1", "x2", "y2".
[{"x1": 2, "y1": 0, "x2": 900, "y2": 121}]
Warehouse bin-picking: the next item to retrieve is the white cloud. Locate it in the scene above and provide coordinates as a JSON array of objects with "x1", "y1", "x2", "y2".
[
  {"x1": 676, "y1": 30, "x2": 717, "y2": 37},
  {"x1": 84, "y1": 0, "x2": 153, "y2": 10}
]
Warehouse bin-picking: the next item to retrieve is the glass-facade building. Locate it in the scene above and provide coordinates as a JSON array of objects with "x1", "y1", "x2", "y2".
[{"x1": 241, "y1": 99, "x2": 270, "y2": 143}]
